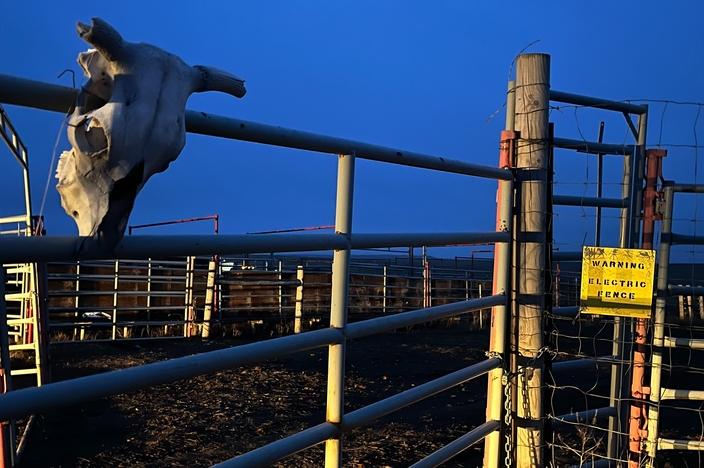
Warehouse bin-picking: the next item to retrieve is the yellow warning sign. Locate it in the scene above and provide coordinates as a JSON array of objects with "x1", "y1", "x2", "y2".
[{"x1": 580, "y1": 246, "x2": 656, "y2": 318}]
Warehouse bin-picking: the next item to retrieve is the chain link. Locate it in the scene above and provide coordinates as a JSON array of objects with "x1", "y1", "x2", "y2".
[
  {"x1": 503, "y1": 371, "x2": 513, "y2": 468},
  {"x1": 501, "y1": 346, "x2": 555, "y2": 468}
]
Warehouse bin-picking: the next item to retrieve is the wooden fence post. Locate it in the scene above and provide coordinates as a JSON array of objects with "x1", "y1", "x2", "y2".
[
  {"x1": 513, "y1": 53, "x2": 550, "y2": 467},
  {"x1": 294, "y1": 265, "x2": 304, "y2": 333},
  {"x1": 382, "y1": 265, "x2": 388, "y2": 314},
  {"x1": 111, "y1": 260, "x2": 119, "y2": 340},
  {"x1": 201, "y1": 259, "x2": 217, "y2": 339}
]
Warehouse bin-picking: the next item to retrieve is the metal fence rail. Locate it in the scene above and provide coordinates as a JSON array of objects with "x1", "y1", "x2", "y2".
[
  {"x1": 45, "y1": 254, "x2": 494, "y2": 342},
  {"x1": 0, "y1": 57, "x2": 645, "y2": 467},
  {"x1": 0, "y1": 68, "x2": 516, "y2": 466}
]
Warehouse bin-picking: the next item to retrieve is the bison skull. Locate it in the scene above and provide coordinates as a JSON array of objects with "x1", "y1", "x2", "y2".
[{"x1": 56, "y1": 17, "x2": 245, "y2": 246}]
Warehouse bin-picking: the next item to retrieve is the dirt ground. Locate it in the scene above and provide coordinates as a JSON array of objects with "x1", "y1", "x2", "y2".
[
  {"x1": 19, "y1": 327, "x2": 493, "y2": 467},
  {"x1": 15, "y1": 323, "x2": 704, "y2": 467}
]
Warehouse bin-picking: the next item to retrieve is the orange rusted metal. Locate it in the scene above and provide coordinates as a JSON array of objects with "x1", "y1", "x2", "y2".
[
  {"x1": 628, "y1": 148, "x2": 666, "y2": 466},
  {"x1": 499, "y1": 130, "x2": 518, "y2": 169}
]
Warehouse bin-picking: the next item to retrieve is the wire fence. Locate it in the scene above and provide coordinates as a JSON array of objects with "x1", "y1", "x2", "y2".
[{"x1": 542, "y1": 96, "x2": 704, "y2": 467}]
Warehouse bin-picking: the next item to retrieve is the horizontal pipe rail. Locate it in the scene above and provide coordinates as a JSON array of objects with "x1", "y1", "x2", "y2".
[
  {"x1": 664, "y1": 183, "x2": 704, "y2": 193},
  {"x1": 552, "y1": 251, "x2": 583, "y2": 262},
  {"x1": 567, "y1": 459, "x2": 615, "y2": 468},
  {"x1": 551, "y1": 356, "x2": 615, "y2": 373},
  {"x1": 549, "y1": 90, "x2": 647, "y2": 115},
  {"x1": 660, "y1": 388, "x2": 704, "y2": 401},
  {"x1": 409, "y1": 420, "x2": 500, "y2": 468},
  {"x1": 0, "y1": 295, "x2": 504, "y2": 421},
  {"x1": 343, "y1": 358, "x2": 500, "y2": 429},
  {"x1": 346, "y1": 295, "x2": 504, "y2": 339},
  {"x1": 552, "y1": 306, "x2": 579, "y2": 318},
  {"x1": 0, "y1": 232, "x2": 508, "y2": 263},
  {"x1": 0, "y1": 74, "x2": 510, "y2": 180},
  {"x1": 658, "y1": 438, "x2": 704, "y2": 451},
  {"x1": 215, "y1": 422, "x2": 339, "y2": 468},
  {"x1": 48, "y1": 290, "x2": 184, "y2": 297},
  {"x1": 553, "y1": 406, "x2": 617, "y2": 424},
  {"x1": 553, "y1": 195, "x2": 628, "y2": 209},
  {"x1": 669, "y1": 232, "x2": 704, "y2": 246},
  {"x1": 0, "y1": 215, "x2": 27, "y2": 225},
  {"x1": 553, "y1": 137, "x2": 632, "y2": 155},
  {"x1": 668, "y1": 284, "x2": 704, "y2": 296},
  {"x1": 50, "y1": 321, "x2": 191, "y2": 328},
  {"x1": 218, "y1": 358, "x2": 500, "y2": 467},
  {"x1": 0, "y1": 327, "x2": 343, "y2": 421},
  {"x1": 662, "y1": 336, "x2": 704, "y2": 350}
]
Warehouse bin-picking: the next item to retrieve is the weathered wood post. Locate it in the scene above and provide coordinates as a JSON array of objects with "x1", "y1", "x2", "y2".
[
  {"x1": 111, "y1": 260, "x2": 119, "y2": 340},
  {"x1": 382, "y1": 264, "x2": 388, "y2": 314},
  {"x1": 278, "y1": 260, "x2": 283, "y2": 316},
  {"x1": 146, "y1": 258, "x2": 152, "y2": 337},
  {"x1": 201, "y1": 259, "x2": 217, "y2": 339},
  {"x1": 74, "y1": 261, "x2": 83, "y2": 341},
  {"x1": 478, "y1": 282, "x2": 484, "y2": 328},
  {"x1": 294, "y1": 265, "x2": 304, "y2": 333},
  {"x1": 514, "y1": 53, "x2": 549, "y2": 467}
]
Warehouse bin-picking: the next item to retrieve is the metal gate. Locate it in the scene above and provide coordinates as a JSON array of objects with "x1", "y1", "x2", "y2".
[{"x1": 0, "y1": 52, "x2": 682, "y2": 467}]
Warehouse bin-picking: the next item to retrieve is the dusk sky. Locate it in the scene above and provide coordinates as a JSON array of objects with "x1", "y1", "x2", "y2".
[{"x1": 2, "y1": 2, "x2": 704, "y2": 260}]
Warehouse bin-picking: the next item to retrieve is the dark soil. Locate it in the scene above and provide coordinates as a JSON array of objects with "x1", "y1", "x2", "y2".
[
  {"x1": 15, "y1": 321, "x2": 704, "y2": 467},
  {"x1": 19, "y1": 327, "x2": 492, "y2": 467}
]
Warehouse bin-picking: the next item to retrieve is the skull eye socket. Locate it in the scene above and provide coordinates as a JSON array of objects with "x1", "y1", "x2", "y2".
[{"x1": 72, "y1": 211, "x2": 79, "y2": 218}]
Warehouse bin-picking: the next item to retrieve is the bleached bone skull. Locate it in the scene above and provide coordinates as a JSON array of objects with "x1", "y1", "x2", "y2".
[{"x1": 56, "y1": 17, "x2": 245, "y2": 245}]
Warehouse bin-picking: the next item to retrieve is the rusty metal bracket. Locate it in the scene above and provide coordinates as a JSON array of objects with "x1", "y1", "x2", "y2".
[{"x1": 499, "y1": 130, "x2": 520, "y2": 169}]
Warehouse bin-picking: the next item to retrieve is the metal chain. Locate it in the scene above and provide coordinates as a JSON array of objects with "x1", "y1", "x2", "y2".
[{"x1": 503, "y1": 371, "x2": 513, "y2": 468}]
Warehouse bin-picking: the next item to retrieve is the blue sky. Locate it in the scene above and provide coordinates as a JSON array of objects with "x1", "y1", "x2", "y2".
[{"x1": 1, "y1": 1, "x2": 703, "y2": 260}]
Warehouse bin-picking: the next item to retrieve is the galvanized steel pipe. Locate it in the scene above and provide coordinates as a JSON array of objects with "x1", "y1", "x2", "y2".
[
  {"x1": 0, "y1": 327, "x2": 344, "y2": 421},
  {"x1": 0, "y1": 232, "x2": 509, "y2": 263},
  {"x1": 0, "y1": 74, "x2": 510, "y2": 180}
]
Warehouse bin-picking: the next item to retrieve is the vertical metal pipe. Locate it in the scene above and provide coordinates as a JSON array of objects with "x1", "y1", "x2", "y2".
[
  {"x1": 183, "y1": 256, "x2": 195, "y2": 338},
  {"x1": 483, "y1": 78, "x2": 515, "y2": 468},
  {"x1": 628, "y1": 107, "x2": 650, "y2": 467},
  {"x1": 645, "y1": 186, "x2": 673, "y2": 465},
  {"x1": 595, "y1": 121, "x2": 605, "y2": 246},
  {"x1": 0, "y1": 270, "x2": 15, "y2": 467},
  {"x1": 294, "y1": 266, "x2": 304, "y2": 334},
  {"x1": 324, "y1": 153, "x2": 355, "y2": 468},
  {"x1": 608, "y1": 109, "x2": 647, "y2": 462},
  {"x1": 111, "y1": 260, "x2": 119, "y2": 340},
  {"x1": 146, "y1": 259, "x2": 152, "y2": 337},
  {"x1": 20, "y1": 147, "x2": 32, "y2": 237}
]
